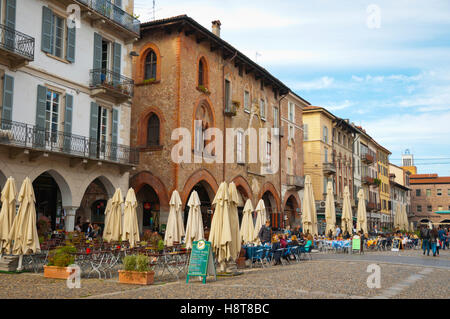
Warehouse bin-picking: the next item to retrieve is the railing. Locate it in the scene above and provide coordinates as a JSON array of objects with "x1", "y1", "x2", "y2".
[
  {"x1": 286, "y1": 175, "x2": 304, "y2": 188},
  {"x1": 0, "y1": 23, "x2": 35, "y2": 60},
  {"x1": 322, "y1": 162, "x2": 336, "y2": 173},
  {"x1": 224, "y1": 101, "x2": 237, "y2": 116},
  {"x1": 363, "y1": 176, "x2": 374, "y2": 184},
  {"x1": 0, "y1": 119, "x2": 138, "y2": 165},
  {"x1": 77, "y1": 0, "x2": 140, "y2": 35},
  {"x1": 90, "y1": 68, "x2": 134, "y2": 97},
  {"x1": 362, "y1": 149, "x2": 376, "y2": 163}
]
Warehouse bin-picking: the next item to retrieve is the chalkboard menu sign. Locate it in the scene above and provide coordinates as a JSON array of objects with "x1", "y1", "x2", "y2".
[
  {"x1": 391, "y1": 238, "x2": 400, "y2": 252},
  {"x1": 352, "y1": 236, "x2": 361, "y2": 251},
  {"x1": 186, "y1": 240, "x2": 216, "y2": 284}
]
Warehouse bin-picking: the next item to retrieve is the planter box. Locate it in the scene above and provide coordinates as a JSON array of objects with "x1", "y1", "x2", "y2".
[
  {"x1": 44, "y1": 265, "x2": 75, "y2": 279},
  {"x1": 118, "y1": 270, "x2": 155, "y2": 285}
]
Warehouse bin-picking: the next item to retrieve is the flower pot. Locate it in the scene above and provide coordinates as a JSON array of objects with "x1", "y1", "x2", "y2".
[
  {"x1": 44, "y1": 265, "x2": 75, "y2": 279},
  {"x1": 118, "y1": 270, "x2": 155, "y2": 285}
]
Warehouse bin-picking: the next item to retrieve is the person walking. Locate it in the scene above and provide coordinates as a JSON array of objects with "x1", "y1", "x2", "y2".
[
  {"x1": 430, "y1": 227, "x2": 439, "y2": 257},
  {"x1": 420, "y1": 225, "x2": 431, "y2": 256},
  {"x1": 258, "y1": 220, "x2": 272, "y2": 245},
  {"x1": 438, "y1": 226, "x2": 446, "y2": 250},
  {"x1": 335, "y1": 225, "x2": 341, "y2": 239}
]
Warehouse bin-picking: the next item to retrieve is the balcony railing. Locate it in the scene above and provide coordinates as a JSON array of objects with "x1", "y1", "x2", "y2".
[
  {"x1": 286, "y1": 175, "x2": 304, "y2": 188},
  {"x1": 322, "y1": 162, "x2": 336, "y2": 175},
  {"x1": 0, "y1": 23, "x2": 35, "y2": 61},
  {"x1": 0, "y1": 119, "x2": 138, "y2": 165},
  {"x1": 90, "y1": 68, "x2": 134, "y2": 97},
  {"x1": 76, "y1": 0, "x2": 140, "y2": 35},
  {"x1": 363, "y1": 176, "x2": 374, "y2": 185},
  {"x1": 362, "y1": 149, "x2": 376, "y2": 163}
]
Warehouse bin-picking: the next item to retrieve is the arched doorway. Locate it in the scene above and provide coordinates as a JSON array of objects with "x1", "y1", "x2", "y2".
[
  {"x1": 33, "y1": 172, "x2": 63, "y2": 230},
  {"x1": 284, "y1": 196, "x2": 298, "y2": 228},
  {"x1": 136, "y1": 184, "x2": 160, "y2": 233},
  {"x1": 78, "y1": 177, "x2": 113, "y2": 232},
  {"x1": 439, "y1": 219, "x2": 450, "y2": 226},
  {"x1": 236, "y1": 185, "x2": 248, "y2": 225},
  {"x1": 262, "y1": 191, "x2": 278, "y2": 230},
  {"x1": 184, "y1": 181, "x2": 215, "y2": 232}
]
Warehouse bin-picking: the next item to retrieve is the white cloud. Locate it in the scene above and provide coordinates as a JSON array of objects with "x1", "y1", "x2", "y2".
[{"x1": 289, "y1": 76, "x2": 335, "y2": 91}]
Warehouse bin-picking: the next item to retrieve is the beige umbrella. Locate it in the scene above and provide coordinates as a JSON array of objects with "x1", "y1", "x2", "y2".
[
  {"x1": 184, "y1": 190, "x2": 204, "y2": 249},
  {"x1": 103, "y1": 188, "x2": 123, "y2": 242},
  {"x1": 302, "y1": 175, "x2": 318, "y2": 236},
  {"x1": 164, "y1": 190, "x2": 184, "y2": 247},
  {"x1": 410, "y1": 222, "x2": 414, "y2": 232},
  {"x1": 240, "y1": 199, "x2": 255, "y2": 245},
  {"x1": 228, "y1": 182, "x2": 241, "y2": 261},
  {"x1": 0, "y1": 177, "x2": 17, "y2": 255},
  {"x1": 356, "y1": 189, "x2": 368, "y2": 235},
  {"x1": 208, "y1": 182, "x2": 232, "y2": 267},
  {"x1": 341, "y1": 186, "x2": 353, "y2": 235},
  {"x1": 8, "y1": 177, "x2": 40, "y2": 270},
  {"x1": 324, "y1": 181, "x2": 336, "y2": 237},
  {"x1": 253, "y1": 199, "x2": 267, "y2": 244},
  {"x1": 402, "y1": 203, "x2": 409, "y2": 231},
  {"x1": 394, "y1": 202, "x2": 401, "y2": 230},
  {"x1": 122, "y1": 188, "x2": 140, "y2": 248},
  {"x1": 103, "y1": 199, "x2": 112, "y2": 234}
]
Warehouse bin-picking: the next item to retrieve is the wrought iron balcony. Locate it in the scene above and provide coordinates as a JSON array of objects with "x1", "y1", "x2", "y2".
[
  {"x1": 286, "y1": 174, "x2": 304, "y2": 189},
  {"x1": 224, "y1": 101, "x2": 237, "y2": 116},
  {"x1": 362, "y1": 150, "x2": 376, "y2": 164},
  {"x1": 0, "y1": 119, "x2": 138, "y2": 165},
  {"x1": 322, "y1": 162, "x2": 336, "y2": 175},
  {"x1": 0, "y1": 23, "x2": 35, "y2": 68},
  {"x1": 90, "y1": 68, "x2": 134, "y2": 101},
  {"x1": 71, "y1": 0, "x2": 140, "y2": 36},
  {"x1": 363, "y1": 176, "x2": 375, "y2": 185}
]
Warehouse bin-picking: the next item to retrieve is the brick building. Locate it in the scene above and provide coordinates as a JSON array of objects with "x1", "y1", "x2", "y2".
[
  {"x1": 410, "y1": 174, "x2": 450, "y2": 225},
  {"x1": 130, "y1": 16, "x2": 308, "y2": 233}
]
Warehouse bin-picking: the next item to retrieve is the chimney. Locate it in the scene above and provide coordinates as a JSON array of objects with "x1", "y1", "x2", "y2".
[{"x1": 212, "y1": 20, "x2": 221, "y2": 37}]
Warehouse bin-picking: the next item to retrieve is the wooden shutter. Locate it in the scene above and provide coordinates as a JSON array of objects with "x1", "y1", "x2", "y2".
[
  {"x1": 36, "y1": 85, "x2": 47, "y2": 128},
  {"x1": 89, "y1": 102, "x2": 99, "y2": 157},
  {"x1": 111, "y1": 108, "x2": 119, "y2": 160},
  {"x1": 41, "y1": 6, "x2": 54, "y2": 54},
  {"x1": 112, "y1": 42, "x2": 122, "y2": 85},
  {"x1": 2, "y1": 74, "x2": 14, "y2": 124},
  {"x1": 66, "y1": 20, "x2": 76, "y2": 63},
  {"x1": 63, "y1": 94, "x2": 73, "y2": 151},
  {"x1": 5, "y1": 0, "x2": 16, "y2": 49},
  {"x1": 92, "y1": 33, "x2": 102, "y2": 85}
]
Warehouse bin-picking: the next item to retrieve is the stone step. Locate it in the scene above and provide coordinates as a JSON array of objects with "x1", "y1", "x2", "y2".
[{"x1": 0, "y1": 256, "x2": 19, "y2": 272}]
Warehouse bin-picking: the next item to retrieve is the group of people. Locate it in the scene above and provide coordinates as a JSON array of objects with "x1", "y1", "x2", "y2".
[
  {"x1": 74, "y1": 218, "x2": 102, "y2": 239},
  {"x1": 420, "y1": 225, "x2": 449, "y2": 257}
]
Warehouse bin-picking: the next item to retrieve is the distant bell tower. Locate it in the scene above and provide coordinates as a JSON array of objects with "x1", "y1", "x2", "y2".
[{"x1": 401, "y1": 149, "x2": 417, "y2": 175}]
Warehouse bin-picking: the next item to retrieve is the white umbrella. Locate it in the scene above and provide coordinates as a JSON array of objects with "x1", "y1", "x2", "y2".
[
  {"x1": 228, "y1": 182, "x2": 241, "y2": 262},
  {"x1": 8, "y1": 177, "x2": 40, "y2": 271},
  {"x1": 165, "y1": 190, "x2": 184, "y2": 247},
  {"x1": 394, "y1": 202, "x2": 401, "y2": 230},
  {"x1": 341, "y1": 186, "x2": 353, "y2": 236},
  {"x1": 324, "y1": 181, "x2": 336, "y2": 237},
  {"x1": 122, "y1": 188, "x2": 140, "y2": 248},
  {"x1": 0, "y1": 177, "x2": 17, "y2": 256},
  {"x1": 402, "y1": 203, "x2": 409, "y2": 231},
  {"x1": 303, "y1": 175, "x2": 318, "y2": 236},
  {"x1": 103, "y1": 188, "x2": 123, "y2": 242},
  {"x1": 184, "y1": 191, "x2": 204, "y2": 249},
  {"x1": 209, "y1": 182, "x2": 232, "y2": 268},
  {"x1": 253, "y1": 199, "x2": 267, "y2": 244},
  {"x1": 356, "y1": 189, "x2": 368, "y2": 235},
  {"x1": 240, "y1": 199, "x2": 255, "y2": 245}
]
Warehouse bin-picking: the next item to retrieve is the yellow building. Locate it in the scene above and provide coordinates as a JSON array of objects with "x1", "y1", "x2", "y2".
[
  {"x1": 375, "y1": 143, "x2": 391, "y2": 231},
  {"x1": 303, "y1": 106, "x2": 336, "y2": 233}
]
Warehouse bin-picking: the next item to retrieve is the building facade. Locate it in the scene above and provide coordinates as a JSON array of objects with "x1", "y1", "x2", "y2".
[
  {"x1": 376, "y1": 144, "x2": 391, "y2": 230},
  {"x1": 130, "y1": 16, "x2": 307, "y2": 234},
  {"x1": 0, "y1": 0, "x2": 139, "y2": 231},
  {"x1": 389, "y1": 163, "x2": 411, "y2": 229}
]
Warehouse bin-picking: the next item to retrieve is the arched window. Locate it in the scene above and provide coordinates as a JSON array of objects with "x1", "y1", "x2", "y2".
[
  {"x1": 147, "y1": 114, "x2": 160, "y2": 146},
  {"x1": 145, "y1": 50, "x2": 157, "y2": 80},
  {"x1": 198, "y1": 59, "x2": 205, "y2": 86}
]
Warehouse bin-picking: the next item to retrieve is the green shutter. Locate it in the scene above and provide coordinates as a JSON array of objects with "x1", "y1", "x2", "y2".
[
  {"x1": 111, "y1": 108, "x2": 119, "y2": 160},
  {"x1": 2, "y1": 75, "x2": 14, "y2": 125},
  {"x1": 63, "y1": 94, "x2": 73, "y2": 152},
  {"x1": 115, "y1": 0, "x2": 122, "y2": 8},
  {"x1": 112, "y1": 42, "x2": 121, "y2": 86},
  {"x1": 93, "y1": 33, "x2": 102, "y2": 85},
  {"x1": 66, "y1": 20, "x2": 76, "y2": 63},
  {"x1": 5, "y1": 0, "x2": 16, "y2": 50},
  {"x1": 41, "y1": 6, "x2": 54, "y2": 54},
  {"x1": 89, "y1": 102, "x2": 99, "y2": 157},
  {"x1": 36, "y1": 85, "x2": 47, "y2": 128}
]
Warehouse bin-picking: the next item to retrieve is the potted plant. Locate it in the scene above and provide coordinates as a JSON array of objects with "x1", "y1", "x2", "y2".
[
  {"x1": 118, "y1": 255, "x2": 155, "y2": 285},
  {"x1": 197, "y1": 85, "x2": 210, "y2": 94},
  {"x1": 143, "y1": 78, "x2": 156, "y2": 84},
  {"x1": 44, "y1": 245, "x2": 77, "y2": 279}
]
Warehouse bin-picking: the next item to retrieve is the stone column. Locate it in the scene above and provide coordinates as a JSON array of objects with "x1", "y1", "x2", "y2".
[{"x1": 64, "y1": 207, "x2": 78, "y2": 232}]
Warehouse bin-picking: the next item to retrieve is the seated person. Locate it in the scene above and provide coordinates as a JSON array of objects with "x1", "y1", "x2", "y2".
[{"x1": 271, "y1": 235, "x2": 282, "y2": 266}]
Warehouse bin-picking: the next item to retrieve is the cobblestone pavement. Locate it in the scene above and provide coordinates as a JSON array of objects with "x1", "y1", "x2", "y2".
[{"x1": 0, "y1": 250, "x2": 448, "y2": 299}]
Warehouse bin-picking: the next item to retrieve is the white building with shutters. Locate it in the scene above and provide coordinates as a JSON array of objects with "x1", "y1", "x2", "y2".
[{"x1": 0, "y1": 0, "x2": 139, "y2": 232}]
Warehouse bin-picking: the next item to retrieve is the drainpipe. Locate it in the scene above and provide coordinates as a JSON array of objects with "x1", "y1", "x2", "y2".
[{"x1": 221, "y1": 50, "x2": 238, "y2": 182}]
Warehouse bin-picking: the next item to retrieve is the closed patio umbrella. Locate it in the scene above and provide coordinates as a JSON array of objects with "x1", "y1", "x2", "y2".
[
  {"x1": 356, "y1": 189, "x2": 368, "y2": 235},
  {"x1": 394, "y1": 203, "x2": 401, "y2": 230},
  {"x1": 324, "y1": 181, "x2": 336, "y2": 237},
  {"x1": 184, "y1": 190, "x2": 204, "y2": 249},
  {"x1": 103, "y1": 188, "x2": 123, "y2": 242},
  {"x1": 341, "y1": 186, "x2": 353, "y2": 236},
  {"x1": 122, "y1": 188, "x2": 140, "y2": 248},
  {"x1": 253, "y1": 199, "x2": 267, "y2": 244},
  {"x1": 208, "y1": 182, "x2": 232, "y2": 268},
  {"x1": 228, "y1": 182, "x2": 241, "y2": 262},
  {"x1": 240, "y1": 199, "x2": 255, "y2": 245},
  {"x1": 402, "y1": 203, "x2": 409, "y2": 231},
  {"x1": 302, "y1": 175, "x2": 318, "y2": 236},
  {"x1": 8, "y1": 177, "x2": 40, "y2": 271},
  {"x1": 0, "y1": 177, "x2": 17, "y2": 256},
  {"x1": 164, "y1": 190, "x2": 184, "y2": 247}
]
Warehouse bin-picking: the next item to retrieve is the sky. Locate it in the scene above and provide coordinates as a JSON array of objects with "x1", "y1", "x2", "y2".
[{"x1": 134, "y1": 0, "x2": 450, "y2": 176}]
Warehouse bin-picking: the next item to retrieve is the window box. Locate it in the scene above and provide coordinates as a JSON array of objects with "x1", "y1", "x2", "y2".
[{"x1": 196, "y1": 85, "x2": 210, "y2": 95}]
